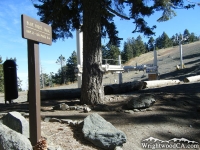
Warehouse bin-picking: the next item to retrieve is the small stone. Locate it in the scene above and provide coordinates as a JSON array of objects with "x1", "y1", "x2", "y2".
[
  {"x1": 133, "y1": 109, "x2": 140, "y2": 112},
  {"x1": 69, "y1": 106, "x2": 77, "y2": 110},
  {"x1": 61, "y1": 119, "x2": 73, "y2": 124},
  {"x1": 76, "y1": 106, "x2": 84, "y2": 110},
  {"x1": 140, "y1": 109, "x2": 146, "y2": 112},
  {"x1": 44, "y1": 117, "x2": 51, "y2": 122},
  {"x1": 20, "y1": 112, "x2": 26, "y2": 116},
  {"x1": 146, "y1": 108, "x2": 153, "y2": 111},
  {"x1": 53, "y1": 103, "x2": 69, "y2": 111},
  {"x1": 83, "y1": 107, "x2": 91, "y2": 113},
  {"x1": 49, "y1": 118, "x2": 61, "y2": 123},
  {"x1": 124, "y1": 110, "x2": 134, "y2": 114},
  {"x1": 115, "y1": 146, "x2": 123, "y2": 150}
]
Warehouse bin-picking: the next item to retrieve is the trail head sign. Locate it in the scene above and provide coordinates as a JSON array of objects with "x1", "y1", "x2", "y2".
[
  {"x1": 21, "y1": 14, "x2": 52, "y2": 146},
  {"x1": 21, "y1": 14, "x2": 52, "y2": 45}
]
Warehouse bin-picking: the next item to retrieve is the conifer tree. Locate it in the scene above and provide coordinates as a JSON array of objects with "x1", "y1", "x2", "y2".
[
  {"x1": 66, "y1": 51, "x2": 77, "y2": 83},
  {"x1": 35, "y1": 0, "x2": 195, "y2": 104}
]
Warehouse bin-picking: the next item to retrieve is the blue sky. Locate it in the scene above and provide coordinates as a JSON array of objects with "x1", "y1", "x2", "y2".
[{"x1": 0, "y1": 0, "x2": 200, "y2": 90}]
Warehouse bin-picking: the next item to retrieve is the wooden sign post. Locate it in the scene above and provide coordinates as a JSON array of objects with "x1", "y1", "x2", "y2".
[{"x1": 21, "y1": 14, "x2": 52, "y2": 146}]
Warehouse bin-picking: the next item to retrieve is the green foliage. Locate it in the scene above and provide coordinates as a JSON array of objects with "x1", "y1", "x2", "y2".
[
  {"x1": 66, "y1": 51, "x2": 77, "y2": 83},
  {"x1": 122, "y1": 36, "x2": 147, "y2": 62},
  {"x1": 51, "y1": 70, "x2": 62, "y2": 85},
  {"x1": 35, "y1": 0, "x2": 194, "y2": 46},
  {"x1": 121, "y1": 38, "x2": 134, "y2": 62},
  {"x1": 50, "y1": 51, "x2": 78, "y2": 85},
  {"x1": 122, "y1": 29, "x2": 199, "y2": 63},
  {"x1": 188, "y1": 32, "x2": 198, "y2": 43},
  {"x1": 147, "y1": 37, "x2": 155, "y2": 51},
  {"x1": 155, "y1": 32, "x2": 172, "y2": 49},
  {"x1": 134, "y1": 35, "x2": 146, "y2": 56},
  {"x1": 56, "y1": 55, "x2": 66, "y2": 84},
  {"x1": 161, "y1": 32, "x2": 173, "y2": 48},
  {"x1": 17, "y1": 77, "x2": 23, "y2": 91},
  {"x1": 102, "y1": 45, "x2": 120, "y2": 64}
]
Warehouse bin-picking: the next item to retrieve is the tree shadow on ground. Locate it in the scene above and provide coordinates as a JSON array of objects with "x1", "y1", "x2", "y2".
[
  {"x1": 70, "y1": 122, "x2": 104, "y2": 150},
  {"x1": 159, "y1": 65, "x2": 200, "y2": 81}
]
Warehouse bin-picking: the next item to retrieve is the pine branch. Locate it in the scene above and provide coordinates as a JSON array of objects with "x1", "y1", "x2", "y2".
[
  {"x1": 186, "y1": 0, "x2": 200, "y2": 6},
  {"x1": 106, "y1": 6, "x2": 130, "y2": 20}
]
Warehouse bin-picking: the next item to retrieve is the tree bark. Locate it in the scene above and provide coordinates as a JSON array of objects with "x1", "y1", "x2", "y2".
[{"x1": 81, "y1": 0, "x2": 104, "y2": 105}]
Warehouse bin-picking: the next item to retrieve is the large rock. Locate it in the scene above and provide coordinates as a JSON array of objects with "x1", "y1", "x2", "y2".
[
  {"x1": 0, "y1": 123, "x2": 32, "y2": 150},
  {"x1": 127, "y1": 94, "x2": 156, "y2": 109},
  {"x1": 82, "y1": 113, "x2": 126, "y2": 150},
  {"x1": 2, "y1": 111, "x2": 29, "y2": 138}
]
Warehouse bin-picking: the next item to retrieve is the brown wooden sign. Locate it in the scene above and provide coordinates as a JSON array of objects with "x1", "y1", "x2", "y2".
[{"x1": 21, "y1": 14, "x2": 52, "y2": 45}]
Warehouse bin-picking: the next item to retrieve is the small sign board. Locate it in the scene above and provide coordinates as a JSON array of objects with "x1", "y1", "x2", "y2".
[
  {"x1": 146, "y1": 66, "x2": 158, "y2": 74},
  {"x1": 148, "y1": 73, "x2": 158, "y2": 80},
  {"x1": 21, "y1": 14, "x2": 52, "y2": 45}
]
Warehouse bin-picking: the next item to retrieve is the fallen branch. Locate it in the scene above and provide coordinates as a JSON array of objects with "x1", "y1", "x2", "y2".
[
  {"x1": 184, "y1": 75, "x2": 200, "y2": 83},
  {"x1": 40, "y1": 81, "x2": 144, "y2": 100},
  {"x1": 143, "y1": 80, "x2": 181, "y2": 89}
]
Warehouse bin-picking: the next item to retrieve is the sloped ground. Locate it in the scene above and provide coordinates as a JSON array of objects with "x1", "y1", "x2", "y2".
[{"x1": 0, "y1": 41, "x2": 200, "y2": 149}]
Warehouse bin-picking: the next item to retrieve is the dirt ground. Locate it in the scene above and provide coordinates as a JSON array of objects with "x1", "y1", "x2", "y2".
[{"x1": 0, "y1": 42, "x2": 200, "y2": 150}]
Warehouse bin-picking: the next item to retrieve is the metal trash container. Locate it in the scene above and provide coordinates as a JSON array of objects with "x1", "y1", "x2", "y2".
[{"x1": 3, "y1": 60, "x2": 18, "y2": 104}]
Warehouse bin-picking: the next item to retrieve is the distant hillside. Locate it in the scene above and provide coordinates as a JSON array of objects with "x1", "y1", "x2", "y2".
[{"x1": 125, "y1": 41, "x2": 200, "y2": 66}]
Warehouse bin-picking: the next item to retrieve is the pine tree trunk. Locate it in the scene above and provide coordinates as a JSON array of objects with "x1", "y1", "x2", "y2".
[{"x1": 81, "y1": 0, "x2": 104, "y2": 105}]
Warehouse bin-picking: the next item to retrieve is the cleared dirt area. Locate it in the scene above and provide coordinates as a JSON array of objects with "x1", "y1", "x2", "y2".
[{"x1": 0, "y1": 41, "x2": 200, "y2": 150}]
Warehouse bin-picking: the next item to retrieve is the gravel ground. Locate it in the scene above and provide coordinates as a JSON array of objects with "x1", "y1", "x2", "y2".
[{"x1": 0, "y1": 41, "x2": 200, "y2": 150}]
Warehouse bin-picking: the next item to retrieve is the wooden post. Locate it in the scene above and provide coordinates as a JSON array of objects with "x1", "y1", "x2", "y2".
[
  {"x1": 28, "y1": 40, "x2": 41, "y2": 146},
  {"x1": 21, "y1": 14, "x2": 52, "y2": 146},
  {"x1": 118, "y1": 55, "x2": 123, "y2": 84}
]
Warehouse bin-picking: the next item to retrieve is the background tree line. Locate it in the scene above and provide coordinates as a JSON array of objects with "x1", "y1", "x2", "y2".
[
  {"x1": 40, "y1": 50, "x2": 78, "y2": 88},
  {"x1": 41, "y1": 28, "x2": 199, "y2": 88},
  {"x1": 102, "y1": 29, "x2": 199, "y2": 63},
  {"x1": 0, "y1": 29, "x2": 198, "y2": 91}
]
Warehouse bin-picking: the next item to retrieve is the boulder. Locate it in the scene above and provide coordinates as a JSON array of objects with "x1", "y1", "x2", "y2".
[
  {"x1": 127, "y1": 94, "x2": 156, "y2": 109},
  {"x1": 0, "y1": 123, "x2": 32, "y2": 150},
  {"x1": 82, "y1": 113, "x2": 126, "y2": 150},
  {"x1": 2, "y1": 111, "x2": 29, "y2": 138}
]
